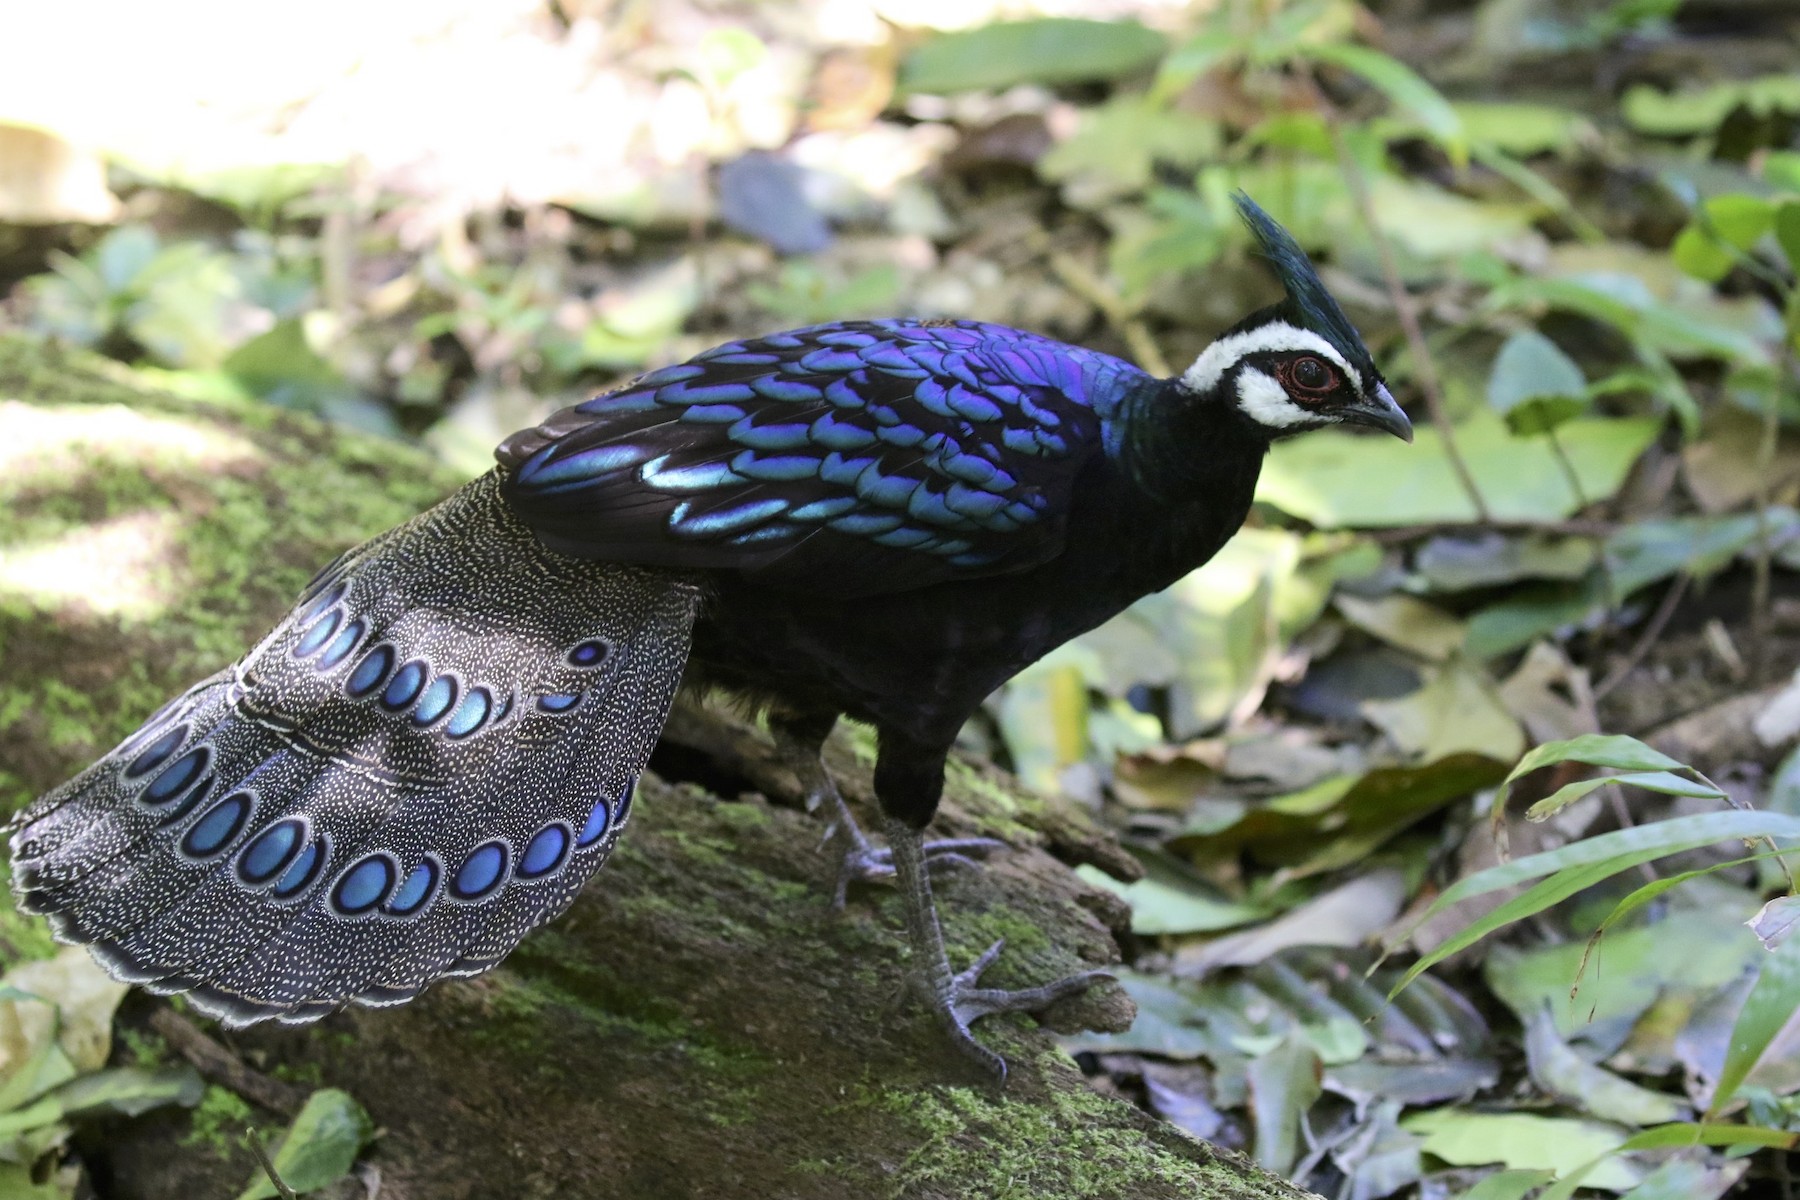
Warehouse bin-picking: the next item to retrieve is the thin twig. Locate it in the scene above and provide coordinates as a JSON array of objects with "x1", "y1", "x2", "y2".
[
  {"x1": 1544, "y1": 425, "x2": 1618, "y2": 645},
  {"x1": 248, "y1": 1131, "x2": 299, "y2": 1200},
  {"x1": 1593, "y1": 573, "x2": 1688, "y2": 701},
  {"x1": 1367, "y1": 517, "x2": 1619, "y2": 543},
  {"x1": 1602, "y1": 783, "x2": 1659, "y2": 885},
  {"x1": 1046, "y1": 250, "x2": 1172, "y2": 377},
  {"x1": 148, "y1": 1008, "x2": 308, "y2": 1116},
  {"x1": 1750, "y1": 348, "x2": 1796, "y2": 680},
  {"x1": 1303, "y1": 71, "x2": 1493, "y2": 523}
]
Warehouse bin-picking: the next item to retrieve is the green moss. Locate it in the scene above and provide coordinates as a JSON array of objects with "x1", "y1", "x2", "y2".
[
  {"x1": 271, "y1": 1060, "x2": 324, "y2": 1088},
  {"x1": 878, "y1": 1052, "x2": 1224, "y2": 1200},
  {"x1": 470, "y1": 968, "x2": 772, "y2": 1125},
  {"x1": 711, "y1": 800, "x2": 773, "y2": 831},
  {"x1": 944, "y1": 759, "x2": 1039, "y2": 843},
  {"x1": 181, "y1": 1086, "x2": 255, "y2": 1159},
  {"x1": 660, "y1": 828, "x2": 734, "y2": 868},
  {"x1": 943, "y1": 902, "x2": 1053, "y2": 972},
  {"x1": 117, "y1": 1026, "x2": 171, "y2": 1069}
]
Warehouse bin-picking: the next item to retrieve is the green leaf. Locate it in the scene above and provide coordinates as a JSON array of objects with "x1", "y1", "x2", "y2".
[
  {"x1": 0, "y1": 1096, "x2": 67, "y2": 1138},
  {"x1": 693, "y1": 27, "x2": 767, "y2": 89},
  {"x1": 1246, "y1": 1035, "x2": 1321, "y2": 1175},
  {"x1": 1609, "y1": 1121, "x2": 1795, "y2": 1151},
  {"x1": 1150, "y1": 28, "x2": 1242, "y2": 102},
  {"x1": 1525, "y1": 1008, "x2": 1687, "y2": 1126},
  {"x1": 1674, "y1": 195, "x2": 1777, "y2": 282},
  {"x1": 1334, "y1": 593, "x2": 1466, "y2": 660},
  {"x1": 1361, "y1": 660, "x2": 1525, "y2": 764},
  {"x1": 1488, "y1": 329, "x2": 1586, "y2": 409},
  {"x1": 1524, "y1": 769, "x2": 1724, "y2": 822},
  {"x1": 1622, "y1": 75, "x2": 1800, "y2": 135},
  {"x1": 1400, "y1": 1111, "x2": 1643, "y2": 1192},
  {"x1": 1609, "y1": 510, "x2": 1800, "y2": 591},
  {"x1": 1502, "y1": 397, "x2": 1590, "y2": 438},
  {"x1": 1710, "y1": 934, "x2": 1800, "y2": 1115},
  {"x1": 1452, "y1": 810, "x2": 1800, "y2": 905},
  {"x1": 1038, "y1": 97, "x2": 1220, "y2": 205},
  {"x1": 50, "y1": 1066, "x2": 204, "y2": 1120},
  {"x1": 1535, "y1": 1123, "x2": 1794, "y2": 1200},
  {"x1": 92, "y1": 225, "x2": 161, "y2": 294},
  {"x1": 1074, "y1": 854, "x2": 1269, "y2": 936},
  {"x1": 1303, "y1": 42, "x2": 1465, "y2": 161},
  {"x1": 1455, "y1": 103, "x2": 1584, "y2": 155},
  {"x1": 237, "y1": 1088, "x2": 374, "y2": 1200},
  {"x1": 1390, "y1": 811, "x2": 1800, "y2": 993},
  {"x1": 1059, "y1": 970, "x2": 1223, "y2": 1059},
  {"x1": 1391, "y1": 854, "x2": 1646, "y2": 996},
  {"x1": 1413, "y1": 533, "x2": 1595, "y2": 592},
  {"x1": 1502, "y1": 733, "x2": 1684, "y2": 787},
  {"x1": 0, "y1": 1162, "x2": 69, "y2": 1200},
  {"x1": 1484, "y1": 266, "x2": 1777, "y2": 429},
  {"x1": 1451, "y1": 1169, "x2": 1557, "y2": 1200},
  {"x1": 898, "y1": 19, "x2": 1165, "y2": 95},
  {"x1": 1618, "y1": 1160, "x2": 1745, "y2": 1200},
  {"x1": 1766, "y1": 152, "x2": 1800, "y2": 193},
  {"x1": 1706, "y1": 194, "x2": 1775, "y2": 249},
  {"x1": 1594, "y1": 855, "x2": 1774, "y2": 944},
  {"x1": 1775, "y1": 200, "x2": 1800, "y2": 275},
  {"x1": 1258, "y1": 411, "x2": 1659, "y2": 528}
]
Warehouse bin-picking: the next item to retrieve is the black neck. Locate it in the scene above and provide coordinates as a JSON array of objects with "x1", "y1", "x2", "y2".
[{"x1": 1075, "y1": 377, "x2": 1272, "y2": 597}]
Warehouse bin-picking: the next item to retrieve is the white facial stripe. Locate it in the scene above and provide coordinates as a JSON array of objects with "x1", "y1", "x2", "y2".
[
  {"x1": 1180, "y1": 321, "x2": 1358, "y2": 397},
  {"x1": 1233, "y1": 366, "x2": 1315, "y2": 429}
]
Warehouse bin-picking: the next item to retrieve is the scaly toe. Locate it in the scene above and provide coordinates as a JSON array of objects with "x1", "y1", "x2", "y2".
[
  {"x1": 831, "y1": 838, "x2": 1004, "y2": 909},
  {"x1": 947, "y1": 938, "x2": 1113, "y2": 1025},
  {"x1": 930, "y1": 937, "x2": 1113, "y2": 1084}
]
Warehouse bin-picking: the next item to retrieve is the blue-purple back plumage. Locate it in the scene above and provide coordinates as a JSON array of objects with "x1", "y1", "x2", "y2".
[{"x1": 499, "y1": 319, "x2": 1153, "y2": 594}]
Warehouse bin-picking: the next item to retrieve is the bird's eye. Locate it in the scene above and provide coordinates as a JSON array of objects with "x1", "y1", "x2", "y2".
[{"x1": 1290, "y1": 357, "x2": 1333, "y2": 393}]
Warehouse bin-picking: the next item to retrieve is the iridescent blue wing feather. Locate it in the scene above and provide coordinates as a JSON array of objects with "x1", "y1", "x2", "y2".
[
  {"x1": 10, "y1": 474, "x2": 699, "y2": 1024},
  {"x1": 497, "y1": 319, "x2": 1151, "y2": 595}
]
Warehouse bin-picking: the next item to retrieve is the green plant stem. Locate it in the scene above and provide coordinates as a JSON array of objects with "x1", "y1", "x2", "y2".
[
  {"x1": 1593, "y1": 573, "x2": 1687, "y2": 701},
  {"x1": 1749, "y1": 349, "x2": 1795, "y2": 676},
  {"x1": 1545, "y1": 425, "x2": 1619, "y2": 626},
  {"x1": 248, "y1": 1131, "x2": 298, "y2": 1200}
]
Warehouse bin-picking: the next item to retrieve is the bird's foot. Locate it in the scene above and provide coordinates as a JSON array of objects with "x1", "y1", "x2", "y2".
[
  {"x1": 930, "y1": 938, "x2": 1113, "y2": 1083},
  {"x1": 829, "y1": 830, "x2": 1004, "y2": 909}
]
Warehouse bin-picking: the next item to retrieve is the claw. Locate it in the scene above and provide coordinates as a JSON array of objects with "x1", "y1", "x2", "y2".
[
  {"x1": 882, "y1": 815, "x2": 1113, "y2": 1084},
  {"x1": 932, "y1": 938, "x2": 1113, "y2": 1083}
]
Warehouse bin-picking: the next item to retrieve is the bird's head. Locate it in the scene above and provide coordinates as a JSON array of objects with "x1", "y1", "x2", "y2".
[{"x1": 1178, "y1": 194, "x2": 1412, "y2": 443}]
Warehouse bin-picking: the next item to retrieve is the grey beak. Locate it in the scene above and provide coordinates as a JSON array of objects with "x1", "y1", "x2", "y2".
[{"x1": 1343, "y1": 383, "x2": 1413, "y2": 442}]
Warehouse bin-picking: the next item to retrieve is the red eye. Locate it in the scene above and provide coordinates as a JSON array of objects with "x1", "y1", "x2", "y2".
[{"x1": 1288, "y1": 356, "x2": 1334, "y2": 393}]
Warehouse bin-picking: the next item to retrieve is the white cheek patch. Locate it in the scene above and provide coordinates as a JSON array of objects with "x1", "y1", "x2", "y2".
[
  {"x1": 1181, "y1": 321, "x2": 1358, "y2": 398},
  {"x1": 1233, "y1": 366, "x2": 1316, "y2": 429}
]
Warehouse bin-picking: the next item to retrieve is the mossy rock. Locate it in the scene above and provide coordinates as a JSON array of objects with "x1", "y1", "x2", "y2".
[{"x1": 0, "y1": 334, "x2": 1310, "y2": 1200}]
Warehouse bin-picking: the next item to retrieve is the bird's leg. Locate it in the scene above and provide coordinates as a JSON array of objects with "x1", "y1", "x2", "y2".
[
  {"x1": 884, "y1": 815, "x2": 1111, "y2": 1083},
  {"x1": 770, "y1": 711, "x2": 1000, "y2": 907}
]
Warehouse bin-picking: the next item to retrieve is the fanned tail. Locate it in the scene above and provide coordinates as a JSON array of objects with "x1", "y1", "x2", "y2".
[{"x1": 9, "y1": 471, "x2": 699, "y2": 1025}]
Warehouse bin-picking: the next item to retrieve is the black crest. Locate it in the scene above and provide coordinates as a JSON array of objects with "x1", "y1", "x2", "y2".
[{"x1": 1233, "y1": 192, "x2": 1378, "y2": 380}]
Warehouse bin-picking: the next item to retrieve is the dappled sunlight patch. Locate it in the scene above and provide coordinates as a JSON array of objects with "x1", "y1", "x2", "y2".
[
  {"x1": 0, "y1": 511, "x2": 187, "y2": 621},
  {"x1": 0, "y1": 401, "x2": 262, "y2": 486}
]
